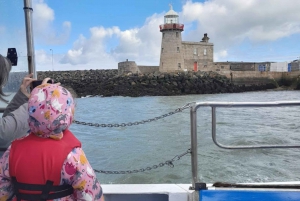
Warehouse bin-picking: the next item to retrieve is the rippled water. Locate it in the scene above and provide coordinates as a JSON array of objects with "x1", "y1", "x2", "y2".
[
  {"x1": 69, "y1": 90, "x2": 300, "y2": 184},
  {"x1": 2, "y1": 90, "x2": 300, "y2": 184}
]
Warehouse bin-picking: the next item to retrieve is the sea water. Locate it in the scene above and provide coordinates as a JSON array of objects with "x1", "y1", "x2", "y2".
[
  {"x1": 71, "y1": 90, "x2": 300, "y2": 184},
  {"x1": 2, "y1": 90, "x2": 300, "y2": 184}
]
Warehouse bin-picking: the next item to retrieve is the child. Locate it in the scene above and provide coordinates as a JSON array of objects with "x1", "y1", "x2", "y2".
[{"x1": 0, "y1": 83, "x2": 104, "y2": 200}]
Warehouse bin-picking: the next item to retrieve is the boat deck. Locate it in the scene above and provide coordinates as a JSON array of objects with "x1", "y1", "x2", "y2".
[
  {"x1": 102, "y1": 184, "x2": 193, "y2": 201},
  {"x1": 102, "y1": 182, "x2": 300, "y2": 201}
]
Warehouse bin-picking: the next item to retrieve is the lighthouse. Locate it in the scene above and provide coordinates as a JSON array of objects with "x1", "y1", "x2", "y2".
[
  {"x1": 118, "y1": 5, "x2": 214, "y2": 75},
  {"x1": 159, "y1": 4, "x2": 184, "y2": 72}
]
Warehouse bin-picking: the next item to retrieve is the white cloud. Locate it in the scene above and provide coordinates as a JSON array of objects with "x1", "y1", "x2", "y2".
[
  {"x1": 181, "y1": 0, "x2": 300, "y2": 61},
  {"x1": 35, "y1": 49, "x2": 51, "y2": 65},
  {"x1": 111, "y1": 13, "x2": 163, "y2": 64},
  {"x1": 60, "y1": 13, "x2": 164, "y2": 69},
  {"x1": 215, "y1": 50, "x2": 228, "y2": 61},
  {"x1": 32, "y1": 0, "x2": 71, "y2": 45},
  {"x1": 60, "y1": 27, "x2": 120, "y2": 67},
  {"x1": 33, "y1": 0, "x2": 300, "y2": 70}
]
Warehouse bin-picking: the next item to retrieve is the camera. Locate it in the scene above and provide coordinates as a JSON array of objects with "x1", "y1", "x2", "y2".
[
  {"x1": 7, "y1": 48, "x2": 18, "y2": 66},
  {"x1": 32, "y1": 79, "x2": 54, "y2": 89}
]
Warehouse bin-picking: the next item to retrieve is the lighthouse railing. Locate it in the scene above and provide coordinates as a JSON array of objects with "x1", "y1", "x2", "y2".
[{"x1": 159, "y1": 23, "x2": 184, "y2": 31}]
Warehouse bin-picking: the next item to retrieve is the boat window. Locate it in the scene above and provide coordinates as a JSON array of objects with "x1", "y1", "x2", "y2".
[{"x1": 1, "y1": 1, "x2": 28, "y2": 93}]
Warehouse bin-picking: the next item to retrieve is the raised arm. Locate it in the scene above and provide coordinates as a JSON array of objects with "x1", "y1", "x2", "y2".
[{"x1": 0, "y1": 74, "x2": 35, "y2": 151}]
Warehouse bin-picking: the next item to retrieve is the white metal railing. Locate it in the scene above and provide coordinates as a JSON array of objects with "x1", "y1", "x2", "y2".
[{"x1": 190, "y1": 101, "x2": 300, "y2": 189}]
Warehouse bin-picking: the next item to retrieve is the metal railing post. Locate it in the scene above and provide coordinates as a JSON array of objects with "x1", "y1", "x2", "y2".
[
  {"x1": 190, "y1": 103, "x2": 198, "y2": 188},
  {"x1": 23, "y1": 0, "x2": 36, "y2": 78},
  {"x1": 212, "y1": 106, "x2": 216, "y2": 144}
]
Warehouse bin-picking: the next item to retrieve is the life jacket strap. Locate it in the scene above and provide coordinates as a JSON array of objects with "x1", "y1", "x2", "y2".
[{"x1": 12, "y1": 177, "x2": 73, "y2": 201}]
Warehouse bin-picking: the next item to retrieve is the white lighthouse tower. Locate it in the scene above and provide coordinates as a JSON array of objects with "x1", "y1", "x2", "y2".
[{"x1": 159, "y1": 5, "x2": 184, "y2": 72}]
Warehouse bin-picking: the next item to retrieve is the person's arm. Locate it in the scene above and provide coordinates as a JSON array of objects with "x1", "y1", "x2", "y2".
[
  {"x1": 0, "y1": 103, "x2": 29, "y2": 150},
  {"x1": 2, "y1": 89, "x2": 28, "y2": 117},
  {"x1": 2, "y1": 73, "x2": 34, "y2": 117},
  {"x1": 0, "y1": 74, "x2": 35, "y2": 151},
  {"x1": 61, "y1": 147, "x2": 104, "y2": 201},
  {"x1": 0, "y1": 146, "x2": 14, "y2": 200}
]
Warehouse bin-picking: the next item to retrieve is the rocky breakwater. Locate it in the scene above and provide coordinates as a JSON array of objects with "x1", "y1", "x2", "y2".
[
  {"x1": 37, "y1": 70, "x2": 276, "y2": 98},
  {"x1": 37, "y1": 69, "x2": 118, "y2": 98}
]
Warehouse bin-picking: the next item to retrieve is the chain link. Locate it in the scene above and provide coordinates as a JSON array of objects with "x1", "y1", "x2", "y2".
[
  {"x1": 73, "y1": 102, "x2": 194, "y2": 174},
  {"x1": 93, "y1": 148, "x2": 191, "y2": 174},
  {"x1": 73, "y1": 102, "x2": 195, "y2": 127}
]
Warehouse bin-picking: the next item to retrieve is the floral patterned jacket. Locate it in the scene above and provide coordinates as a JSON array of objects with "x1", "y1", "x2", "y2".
[{"x1": 0, "y1": 147, "x2": 104, "y2": 201}]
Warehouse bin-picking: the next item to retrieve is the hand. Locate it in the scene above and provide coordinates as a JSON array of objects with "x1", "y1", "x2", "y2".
[
  {"x1": 20, "y1": 73, "x2": 36, "y2": 98},
  {"x1": 42, "y1": 77, "x2": 60, "y2": 86}
]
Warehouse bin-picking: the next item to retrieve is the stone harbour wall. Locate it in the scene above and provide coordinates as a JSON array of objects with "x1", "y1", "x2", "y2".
[{"x1": 36, "y1": 70, "x2": 279, "y2": 98}]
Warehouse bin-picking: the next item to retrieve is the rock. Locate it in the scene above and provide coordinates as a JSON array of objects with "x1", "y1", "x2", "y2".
[{"x1": 33, "y1": 69, "x2": 278, "y2": 98}]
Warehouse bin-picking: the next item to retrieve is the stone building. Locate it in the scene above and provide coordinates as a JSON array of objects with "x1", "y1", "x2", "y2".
[
  {"x1": 118, "y1": 59, "x2": 159, "y2": 75},
  {"x1": 118, "y1": 6, "x2": 296, "y2": 75},
  {"x1": 290, "y1": 60, "x2": 300, "y2": 71},
  {"x1": 159, "y1": 5, "x2": 213, "y2": 72},
  {"x1": 118, "y1": 5, "x2": 213, "y2": 75}
]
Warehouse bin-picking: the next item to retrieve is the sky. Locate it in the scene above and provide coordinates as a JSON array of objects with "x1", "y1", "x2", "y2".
[{"x1": 0, "y1": 0, "x2": 300, "y2": 72}]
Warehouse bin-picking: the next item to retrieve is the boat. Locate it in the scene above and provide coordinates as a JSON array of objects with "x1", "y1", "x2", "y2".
[{"x1": 2, "y1": 1, "x2": 300, "y2": 201}]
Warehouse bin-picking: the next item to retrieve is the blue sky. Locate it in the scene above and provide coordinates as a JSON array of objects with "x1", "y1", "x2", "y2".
[{"x1": 0, "y1": 0, "x2": 300, "y2": 72}]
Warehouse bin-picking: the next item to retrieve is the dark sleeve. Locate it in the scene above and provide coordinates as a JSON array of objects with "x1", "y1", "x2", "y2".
[{"x1": 2, "y1": 89, "x2": 28, "y2": 117}]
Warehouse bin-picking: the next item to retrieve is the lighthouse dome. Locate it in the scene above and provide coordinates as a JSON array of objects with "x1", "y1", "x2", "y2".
[
  {"x1": 164, "y1": 4, "x2": 179, "y2": 24},
  {"x1": 165, "y1": 8, "x2": 178, "y2": 17}
]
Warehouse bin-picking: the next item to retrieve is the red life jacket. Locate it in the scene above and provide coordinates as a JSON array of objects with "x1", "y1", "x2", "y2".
[{"x1": 9, "y1": 129, "x2": 81, "y2": 201}]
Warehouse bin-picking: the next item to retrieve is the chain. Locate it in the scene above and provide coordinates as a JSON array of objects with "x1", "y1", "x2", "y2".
[
  {"x1": 73, "y1": 102, "x2": 195, "y2": 128},
  {"x1": 93, "y1": 148, "x2": 191, "y2": 174}
]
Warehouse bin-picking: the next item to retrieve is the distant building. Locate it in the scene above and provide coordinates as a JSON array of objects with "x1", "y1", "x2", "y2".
[
  {"x1": 290, "y1": 60, "x2": 300, "y2": 71},
  {"x1": 118, "y1": 5, "x2": 213, "y2": 75},
  {"x1": 118, "y1": 6, "x2": 299, "y2": 75},
  {"x1": 159, "y1": 5, "x2": 213, "y2": 72},
  {"x1": 118, "y1": 59, "x2": 159, "y2": 75}
]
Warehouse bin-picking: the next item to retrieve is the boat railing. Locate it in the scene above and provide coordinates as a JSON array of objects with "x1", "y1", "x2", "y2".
[
  {"x1": 190, "y1": 101, "x2": 300, "y2": 190},
  {"x1": 2, "y1": 100, "x2": 300, "y2": 192}
]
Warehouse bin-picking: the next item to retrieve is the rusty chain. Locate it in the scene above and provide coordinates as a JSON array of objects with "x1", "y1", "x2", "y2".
[
  {"x1": 73, "y1": 102, "x2": 195, "y2": 127},
  {"x1": 93, "y1": 148, "x2": 191, "y2": 174}
]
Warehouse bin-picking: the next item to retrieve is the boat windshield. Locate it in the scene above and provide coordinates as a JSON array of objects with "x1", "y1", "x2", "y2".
[
  {"x1": 1, "y1": 0, "x2": 29, "y2": 95},
  {"x1": 0, "y1": 1, "x2": 28, "y2": 112}
]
